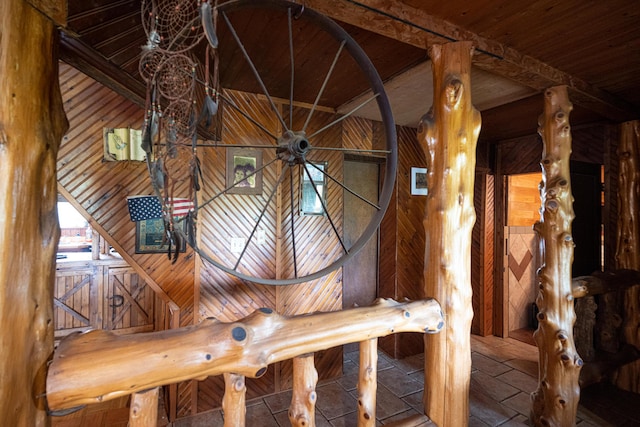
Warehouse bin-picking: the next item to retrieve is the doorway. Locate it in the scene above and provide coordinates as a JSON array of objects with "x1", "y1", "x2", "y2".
[
  {"x1": 503, "y1": 164, "x2": 603, "y2": 345},
  {"x1": 342, "y1": 159, "x2": 379, "y2": 310}
]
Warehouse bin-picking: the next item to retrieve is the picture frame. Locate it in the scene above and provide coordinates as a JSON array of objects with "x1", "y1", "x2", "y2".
[
  {"x1": 411, "y1": 167, "x2": 428, "y2": 196},
  {"x1": 226, "y1": 147, "x2": 263, "y2": 195},
  {"x1": 135, "y1": 217, "x2": 187, "y2": 254}
]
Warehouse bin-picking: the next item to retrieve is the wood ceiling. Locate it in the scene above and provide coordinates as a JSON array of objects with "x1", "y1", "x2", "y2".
[{"x1": 59, "y1": 0, "x2": 640, "y2": 143}]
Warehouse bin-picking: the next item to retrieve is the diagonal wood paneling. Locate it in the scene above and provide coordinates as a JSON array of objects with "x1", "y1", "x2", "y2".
[{"x1": 379, "y1": 125, "x2": 426, "y2": 358}]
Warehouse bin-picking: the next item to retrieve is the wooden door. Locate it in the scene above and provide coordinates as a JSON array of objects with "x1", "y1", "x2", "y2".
[{"x1": 342, "y1": 159, "x2": 379, "y2": 309}]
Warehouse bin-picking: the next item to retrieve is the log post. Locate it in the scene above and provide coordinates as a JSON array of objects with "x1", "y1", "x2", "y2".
[
  {"x1": 129, "y1": 387, "x2": 159, "y2": 427},
  {"x1": 613, "y1": 119, "x2": 640, "y2": 392},
  {"x1": 223, "y1": 373, "x2": 246, "y2": 427},
  {"x1": 420, "y1": 41, "x2": 480, "y2": 427},
  {"x1": 289, "y1": 354, "x2": 317, "y2": 427},
  {"x1": 530, "y1": 86, "x2": 582, "y2": 426},
  {"x1": 0, "y1": 0, "x2": 68, "y2": 425},
  {"x1": 47, "y1": 298, "x2": 443, "y2": 410},
  {"x1": 357, "y1": 338, "x2": 378, "y2": 426}
]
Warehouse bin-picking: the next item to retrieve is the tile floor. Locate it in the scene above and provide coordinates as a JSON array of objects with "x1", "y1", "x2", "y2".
[{"x1": 173, "y1": 334, "x2": 640, "y2": 426}]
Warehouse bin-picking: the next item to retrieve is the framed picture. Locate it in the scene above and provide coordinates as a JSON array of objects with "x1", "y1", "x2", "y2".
[
  {"x1": 411, "y1": 167, "x2": 428, "y2": 196},
  {"x1": 135, "y1": 217, "x2": 187, "y2": 254},
  {"x1": 226, "y1": 148, "x2": 263, "y2": 195}
]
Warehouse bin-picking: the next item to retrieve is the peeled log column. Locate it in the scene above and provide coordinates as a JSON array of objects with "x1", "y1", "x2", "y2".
[
  {"x1": 613, "y1": 120, "x2": 640, "y2": 393},
  {"x1": 357, "y1": 338, "x2": 378, "y2": 426},
  {"x1": 223, "y1": 373, "x2": 246, "y2": 427},
  {"x1": 420, "y1": 41, "x2": 480, "y2": 427},
  {"x1": 531, "y1": 86, "x2": 582, "y2": 426},
  {"x1": 0, "y1": 0, "x2": 68, "y2": 425},
  {"x1": 129, "y1": 387, "x2": 159, "y2": 427},
  {"x1": 289, "y1": 354, "x2": 317, "y2": 427}
]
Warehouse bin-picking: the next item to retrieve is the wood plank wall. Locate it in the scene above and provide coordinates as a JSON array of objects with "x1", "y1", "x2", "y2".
[
  {"x1": 378, "y1": 125, "x2": 426, "y2": 358},
  {"x1": 195, "y1": 96, "x2": 350, "y2": 411},
  {"x1": 493, "y1": 123, "x2": 611, "y2": 336},
  {"x1": 57, "y1": 62, "x2": 197, "y2": 417}
]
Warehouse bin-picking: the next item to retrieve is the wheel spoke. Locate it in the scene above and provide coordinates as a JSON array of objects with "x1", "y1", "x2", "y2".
[
  {"x1": 307, "y1": 93, "x2": 380, "y2": 139},
  {"x1": 307, "y1": 162, "x2": 380, "y2": 210},
  {"x1": 217, "y1": 91, "x2": 278, "y2": 140},
  {"x1": 310, "y1": 146, "x2": 391, "y2": 154},
  {"x1": 221, "y1": 11, "x2": 289, "y2": 132},
  {"x1": 233, "y1": 165, "x2": 289, "y2": 270},
  {"x1": 199, "y1": 156, "x2": 279, "y2": 210},
  {"x1": 302, "y1": 164, "x2": 348, "y2": 254},
  {"x1": 302, "y1": 40, "x2": 346, "y2": 133},
  {"x1": 289, "y1": 166, "x2": 298, "y2": 278},
  {"x1": 288, "y1": 7, "x2": 294, "y2": 128}
]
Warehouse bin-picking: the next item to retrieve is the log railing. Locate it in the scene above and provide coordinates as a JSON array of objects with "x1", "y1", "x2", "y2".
[{"x1": 46, "y1": 298, "x2": 444, "y2": 426}]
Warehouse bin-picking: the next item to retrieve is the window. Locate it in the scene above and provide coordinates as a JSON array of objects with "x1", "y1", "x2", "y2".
[{"x1": 300, "y1": 162, "x2": 327, "y2": 215}]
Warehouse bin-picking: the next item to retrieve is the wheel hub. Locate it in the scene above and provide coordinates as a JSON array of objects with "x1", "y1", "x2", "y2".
[{"x1": 277, "y1": 130, "x2": 310, "y2": 164}]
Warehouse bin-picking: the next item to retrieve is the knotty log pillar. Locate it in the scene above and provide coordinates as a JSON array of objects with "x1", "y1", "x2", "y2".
[
  {"x1": 613, "y1": 119, "x2": 640, "y2": 392},
  {"x1": 357, "y1": 338, "x2": 378, "y2": 426},
  {"x1": 223, "y1": 373, "x2": 246, "y2": 426},
  {"x1": 531, "y1": 86, "x2": 582, "y2": 426},
  {"x1": 129, "y1": 387, "x2": 159, "y2": 426},
  {"x1": 289, "y1": 354, "x2": 317, "y2": 427},
  {"x1": 0, "y1": 0, "x2": 68, "y2": 425},
  {"x1": 420, "y1": 41, "x2": 480, "y2": 427}
]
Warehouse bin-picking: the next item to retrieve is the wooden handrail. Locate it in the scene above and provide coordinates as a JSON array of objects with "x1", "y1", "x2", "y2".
[{"x1": 47, "y1": 298, "x2": 443, "y2": 411}]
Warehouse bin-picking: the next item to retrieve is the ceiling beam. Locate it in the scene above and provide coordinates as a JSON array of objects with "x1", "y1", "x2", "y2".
[
  {"x1": 58, "y1": 31, "x2": 147, "y2": 108},
  {"x1": 300, "y1": 0, "x2": 637, "y2": 122}
]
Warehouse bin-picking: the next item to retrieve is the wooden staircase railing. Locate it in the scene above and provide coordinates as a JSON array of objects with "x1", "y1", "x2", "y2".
[{"x1": 46, "y1": 298, "x2": 443, "y2": 426}]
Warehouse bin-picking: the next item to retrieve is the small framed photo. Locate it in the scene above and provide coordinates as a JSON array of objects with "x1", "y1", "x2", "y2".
[
  {"x1": 226, "y1": 148, "x2": 263, "y2": 195},
  {"x1": 411, "y1": 167, "x2": 428, "y2": 196},
  {"x1": 135, "y1": 218, "x2": 187, "y2": 254}
]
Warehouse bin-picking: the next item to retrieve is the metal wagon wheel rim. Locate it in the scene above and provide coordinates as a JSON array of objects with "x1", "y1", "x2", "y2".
[{"x1": 191, "y1": 0, "x2": 397, "y2": 285}]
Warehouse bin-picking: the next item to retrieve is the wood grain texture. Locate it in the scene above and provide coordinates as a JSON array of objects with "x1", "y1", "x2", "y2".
[
  {"x1": 420, "y1": 41, "x2": 480, "y2": 427},
  {"x1": 46, "y1": 298, "x2": 443, "y2": 410},
  {"x1": 531, "y1": 86, "x2": 582, "y2": 426},
  {"x1": 612, "y1": 119, "x2": 640, "y2": 392},
  {"x1": 289, "y1": 355, "x2": 318, "y2": 427},
  {"x1": 129, "y1": 387, "x2": 159, "y2": 427},
  {"x1": 357, "y1": 339, "x2": 378, "y2": 426},
  {"x1": 0, "y1": 1, "x2": 68, "y2": 425},
  {"x1": 378, "y1": 125, "x2": 426, "y2": 358}
]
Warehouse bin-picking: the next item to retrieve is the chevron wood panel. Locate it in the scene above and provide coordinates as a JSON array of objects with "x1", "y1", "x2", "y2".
[
  {"x1": 484, "y1": 174, "x2": 495, "y2": 335},
  {"x1": 498, "y1": 135, "x2": 543, "y2": 176},
  {"x1": 471, "y1": 173, "x2": 494, "y2": 336},
  {"x1": 197, "y1": 90, "x2": 278, "y2": 326},
  {"x1": 58, "y1": 64, "x2": 196, "y2": 322},
  {"x1": 379, "y1": 125, "x2": 426, "y2": 358}
]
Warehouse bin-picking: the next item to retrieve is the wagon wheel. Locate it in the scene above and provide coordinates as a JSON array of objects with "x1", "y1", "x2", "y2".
[{"x1": 192, "y1": 0, "x2": 396, "y2": 285}]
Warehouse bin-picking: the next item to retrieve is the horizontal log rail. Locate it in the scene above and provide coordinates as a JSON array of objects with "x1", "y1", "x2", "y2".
[{"x1": 47, "y1": 297, "x2": 444, "y2": 424}]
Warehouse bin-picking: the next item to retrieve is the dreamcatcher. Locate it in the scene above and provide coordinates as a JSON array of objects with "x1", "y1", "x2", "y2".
[{"x1": 139, "y1": 0, "x2": 220, "y2": 262}]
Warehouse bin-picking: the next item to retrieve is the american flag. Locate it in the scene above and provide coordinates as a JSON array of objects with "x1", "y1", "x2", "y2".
[
  {"x1": 127, "y1": 196, "x2": 194, "y2": 221},
  {"x1": 166, "y1": 198, "x2": 194, "y2": 217},
  {"x1": 127, "y1": 195, "x2": 162, "y2": 221}
]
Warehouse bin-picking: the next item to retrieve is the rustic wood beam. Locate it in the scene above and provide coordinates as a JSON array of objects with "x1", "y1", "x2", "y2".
[
  {"x1": 299, "y1": 0, "x2": 637, "y2": 121},
  {"x1": 531, "y1": 86, "x2": 582, "y2": 426},
  {"x1": 0, "y1": 0, "x2": 69, "y2": 425},
  {"x1": 420, "y1": 41, "x2": 480, "y2": 427},
  {"x1": 572, "y1": 269, "x2": 640, "y2": 298},
  {"x1": 46, "y1": 298, "x2": 444, "y2": 410},
  {"x1": 58, "y1": 31, "x2": 147, "y2": 108}
]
